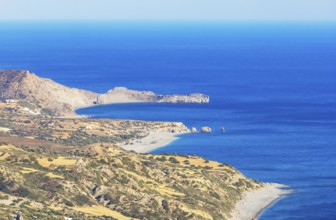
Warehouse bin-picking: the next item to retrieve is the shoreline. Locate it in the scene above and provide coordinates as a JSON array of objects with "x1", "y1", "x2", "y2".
[
  {"x1": 75, "y1": 110, "x2": 191, "y2": 153},
  {"x1": 118, "y1": 131, "x2": 188, "y2": 153},
  {"x1": 229, "y1": 183, "x2": 292, "y2": 220},
  {"x1": 79, "y1": 113, "x2": 292, "y2": 219}
]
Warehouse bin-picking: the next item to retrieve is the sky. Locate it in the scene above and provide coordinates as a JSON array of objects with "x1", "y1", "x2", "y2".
[{"x1": 0, "y1": 0, "x2": 335, "y2": 21}]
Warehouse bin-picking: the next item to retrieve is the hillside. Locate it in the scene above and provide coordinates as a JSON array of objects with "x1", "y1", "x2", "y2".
[
  {"x1": 0, "y1": 95, "x2": 266, "y2": 220},
  {"x1": 0, "y1": 142, "x2": 261, "y2": 220},
  {"x1": 0, "y1": 70, "x2": 209, "y2": 117}
]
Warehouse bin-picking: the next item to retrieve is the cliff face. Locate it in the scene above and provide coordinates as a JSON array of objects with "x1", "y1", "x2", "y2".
[{"x1": 0, "y1": 70, "x2": 209, "y2": 117}]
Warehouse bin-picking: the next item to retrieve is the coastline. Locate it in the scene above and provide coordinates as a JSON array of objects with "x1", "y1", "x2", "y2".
[
  {"x1": 229, "y1": 183, "x2": 292, "y2": 220},
  {"x1": 118, "y1": 131, "x2": 188, "y2": 153},
  {"x1": 77, "y1": 112, "x2": 292, "y2": 219},
  {"x1": 3, "y1": 101, "x2": 294, "y2": 219},
  {"x1": 119, "y1": 130, "x2": 293, "y2": 220}
]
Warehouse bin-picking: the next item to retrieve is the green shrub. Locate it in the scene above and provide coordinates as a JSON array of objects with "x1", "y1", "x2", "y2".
[
  {"x1": 168, "y1": 157, "x2": 180, "y2": 164},
  {"x1": 18, "y1": 100, "x2": 36, "y2": 110},
  {"x1": 156, "y1": 156, "x2": 167, "y2": 162},
  {"x1": 64, "y1": 199, "x2": 74, "y2": 207},
  {"x1": 41, "y1": 108, "x2": 56, "y2": 117},
  {"x1": 74, "y1": 194, "x2": 92, "y2": 206},
  {"x1": 210, "y1": 191, "x2": 221, "y2": 200}
]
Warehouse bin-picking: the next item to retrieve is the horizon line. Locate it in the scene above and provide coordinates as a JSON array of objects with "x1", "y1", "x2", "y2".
[{"x1": 0, "y1": 19, "x2": 336, "y2": 23}]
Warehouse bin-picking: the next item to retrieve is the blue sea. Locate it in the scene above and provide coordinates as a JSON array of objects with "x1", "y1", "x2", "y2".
[{"x1": 1, "y1": 22, "x2": 336, "y2": 219}]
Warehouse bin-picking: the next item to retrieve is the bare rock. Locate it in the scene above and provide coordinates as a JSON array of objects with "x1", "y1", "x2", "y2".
[
  {"x1": 201, "y1": 126, "x2": 212, "y2": 133},
  {"x1": 191, "y1": 127, "x2": 198, "y2": 133}
]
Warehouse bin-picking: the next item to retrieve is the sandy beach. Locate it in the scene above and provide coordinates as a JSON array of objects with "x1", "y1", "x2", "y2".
[
  {"x1": 229, "y1": 183, "x2": 292, "y2": 220},
  {"x1": 119, "y1": 131, "x2": 188, "y2": 153}
]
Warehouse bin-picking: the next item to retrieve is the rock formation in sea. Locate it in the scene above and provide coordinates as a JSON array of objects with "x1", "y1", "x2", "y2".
[
  {"x1": 201, "y1": 126, "x2": 212, "y2": 133},
  {"x1": 191, "y1": 127, "x2": 198, "y2": 133}
]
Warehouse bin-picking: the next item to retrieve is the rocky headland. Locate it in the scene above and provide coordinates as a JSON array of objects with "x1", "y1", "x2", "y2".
[{"x1": 0, "y1": 70, "x2": 209, "y2": 117}]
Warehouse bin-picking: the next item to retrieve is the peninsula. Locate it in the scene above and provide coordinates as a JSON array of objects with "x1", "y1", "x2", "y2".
[
  {"x1": 0, "y1": 70, "x2": 209, "y2": 117},
  {"x1": 0, "y1": 70, "x2": 290, "y2": 219}
]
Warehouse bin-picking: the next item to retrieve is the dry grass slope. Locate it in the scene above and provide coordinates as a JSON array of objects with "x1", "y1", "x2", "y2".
[{"x1": 0, "y1": 98, "x2": 263, "y2": 219}]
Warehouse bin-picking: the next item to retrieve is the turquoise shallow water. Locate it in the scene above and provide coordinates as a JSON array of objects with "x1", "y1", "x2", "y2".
[{"x1": 1, "y1": 22, "x2": 336, "y2": 219}]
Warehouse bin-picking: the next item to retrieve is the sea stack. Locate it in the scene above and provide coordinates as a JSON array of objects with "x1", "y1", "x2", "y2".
[
  {"x1": 201, "y1": 126, "x2": 212, "y2": 133},
  {"x1": 221, "y1": 127, "x2": 225, "y2": 132},
  {"x1": 191, "y1": 127, "x2": 198, "y2": 133}
]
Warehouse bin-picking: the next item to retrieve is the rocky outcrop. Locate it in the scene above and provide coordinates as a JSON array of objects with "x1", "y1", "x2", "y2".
[
  {"x1": 201, "y1": 126, "x2": 212, "y2": 133},
  {"x1": 10, "y1": 213, "x2": 23, "y2": 220},
  {"x1": 191, "y1": 127, "x2": 198, "y2": 133},
  {"x1": 0, "y1": 70, "x2": 210, "y2": 117}
]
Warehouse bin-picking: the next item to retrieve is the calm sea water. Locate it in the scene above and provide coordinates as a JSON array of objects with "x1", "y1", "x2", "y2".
[{"x1": 1, "y1": 22, "x2": 336, "y2": 219}]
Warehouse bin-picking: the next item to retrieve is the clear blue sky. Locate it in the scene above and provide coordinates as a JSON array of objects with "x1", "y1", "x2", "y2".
[{"x1": 0, "y1": 0, "x2": 335, "y2": 21}]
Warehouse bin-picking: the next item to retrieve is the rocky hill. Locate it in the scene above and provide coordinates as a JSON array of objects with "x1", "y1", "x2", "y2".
[
  {"x1": 0, "y1": 70, "x2": 97, "y2": 117},
  {"x1": 0, "y1": 70, "x2": 209, "y2": 117},
  {"x1": 0, "y1": 142, "x2": 261, "y2": 220}
]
